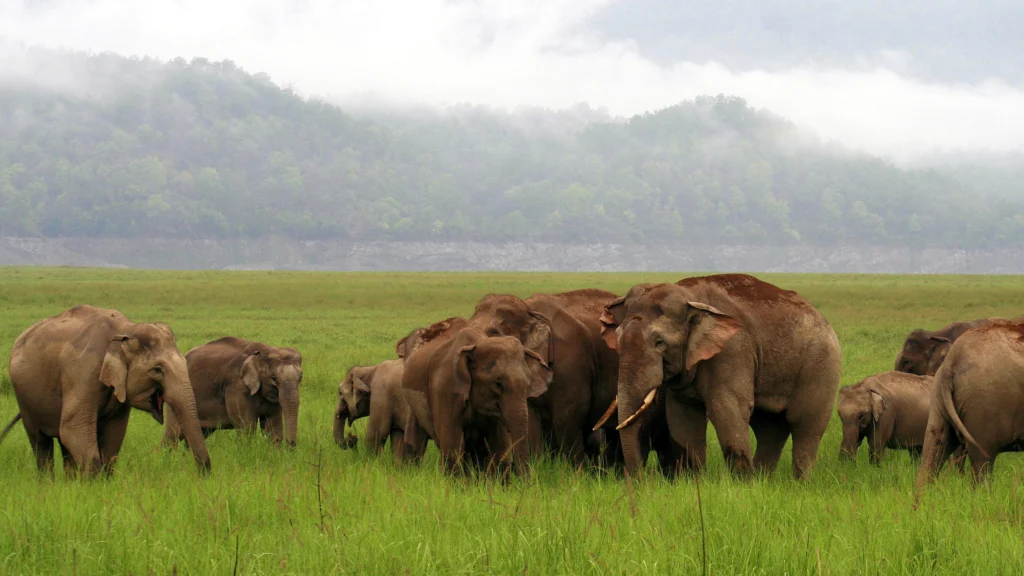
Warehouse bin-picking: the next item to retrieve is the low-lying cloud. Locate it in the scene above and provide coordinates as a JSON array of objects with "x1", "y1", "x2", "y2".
[{"x1": 2, "y1": 0, "x2": 1024, "y2": 162}]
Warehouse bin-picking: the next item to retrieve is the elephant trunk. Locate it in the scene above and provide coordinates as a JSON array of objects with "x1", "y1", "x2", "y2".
[
  {"x1": 281, "y1": 385, "x2": 300, "y2": 448},
  {"x1": 165, "y1": 361, "x2": 211, "y2": 473},
  {"x1": 503, "y1": 399, "x2": 532, "y2": 476},
  {"x1": 334, "y1": 397, "x2": 349, "y2": 448},
  {"x1": 839, "y1": 424, "x2": 863, "y2": 460},
  {"x1": 614, "y1": 332, "x2": 663, "y2": 476}
]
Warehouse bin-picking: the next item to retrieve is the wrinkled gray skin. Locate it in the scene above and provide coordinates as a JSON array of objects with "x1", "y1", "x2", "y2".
[
  {"x1": 2, "y1": 305, "x2": 210, "y2": 476},
  {"x1": 334, "y1": 359, "x2": 415, "y2": 462},
  {"x1": 401, "y1": 326, "x2": 552, "y2": 476},
  {"x1": 895, "y1": 318, "x2": 1006, "y2": 376},
  {"x1": 838, "y1": 371, "x2": 934, "y2": 463},
  {"x1": 915, "y1": 321, "x2": 1024, "y2": 498},
  {"x1": 603, "y1": 274, "x2": 842, "y2": 480},
  {"x1": 165, "y1": 337, "x2": 303, "y2": 448}
]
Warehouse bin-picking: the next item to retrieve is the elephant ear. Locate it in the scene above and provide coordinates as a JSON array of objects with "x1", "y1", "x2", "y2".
[
  {"x1": 869, "y1": 390, "x2": 886, "y2": 423},
  {"x1": 99, "y1": 336, "x2": 131, "y2": 403},
  {"x1": 525, "y1": 310, "x2": 554, "y2": 365},
  {"x1": 241, "y1": 351, "x2": 262, "y2": 395},
  {"x1": 352, "y1": 366, "x2": 375, "y2": 400},
  {"x1": 600, "y1": 296, "x2": 626, "y2": 351},
  {"x1": 523, "y1": 348, "x2": 553, "y2": 398},
  {"x1": 685, "y1": 302, "x2": 743, "y2": 371},
  {"x1": 452, "y1": 344, "x2": 475, "y2": 401}
]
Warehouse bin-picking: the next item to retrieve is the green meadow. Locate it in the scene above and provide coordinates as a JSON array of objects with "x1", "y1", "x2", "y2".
[{"x1": 1, "y1": 267, "x2": 1024, "y2": 575}]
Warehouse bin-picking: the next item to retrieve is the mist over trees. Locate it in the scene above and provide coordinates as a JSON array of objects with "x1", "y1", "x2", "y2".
[{"x1": 1, "y1": 51, "x2": 1023, "y2": 248}]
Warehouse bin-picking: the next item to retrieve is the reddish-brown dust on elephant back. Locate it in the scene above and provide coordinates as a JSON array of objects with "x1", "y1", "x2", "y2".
[
  {"x1": 975, "y1": 320, "x2": 1024, "y2": 341},
  {"x1": 675, "y1": 273, "x2": 806, "y2": 307},
  {"x1": 419, "y1": 317, "x2": 467, "y2": 345}
]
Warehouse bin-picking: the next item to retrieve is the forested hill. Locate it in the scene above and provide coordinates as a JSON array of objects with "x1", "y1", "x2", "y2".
[{"x1": 1, "y1": 52, "x2": 1023, "y2": 248}]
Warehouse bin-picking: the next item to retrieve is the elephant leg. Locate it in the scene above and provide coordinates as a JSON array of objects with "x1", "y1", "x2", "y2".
[
  {"x1": 97, "y1": 413, "x2": 130, "y2": 474},
  {"x1": 950, "y1": 445, "x2": 968, "y2": 473},
  {"x1": 401, "y1": 419, "x2": 429, "y2": 465},
  {"x1": 750, "y1": 411, "x2": 790, "y2": 475},
  {"x1": 225, "y1": 391, "x2": 259, "y2": 436},
  {"x1": 789, "y1": 415, "x2": 830, "y2": 481},
  {"x1": 261, "y1": 411, "x2": 284, "y2": 445},
  {"x1": 390, "y1": 429, "x2": 405, "y2": 463},
  {"x1": 968, "y1": 444, "x2": 996, "y2": 486},
  {"x1": 665, "y1": 397, "x2": 708, "y2": 473},
  {"x1": 59, "y1": 407, "x2": 102, "y2": 476},
  {"x1": 436, "y1": 421, "x2": 466, "y2": 475},
  {"x1": 57, "y1": 439, "x2": 74, "y2": 475},
  {"x1": 26, "y1": 427, "x2": 55, "y2": 476}
]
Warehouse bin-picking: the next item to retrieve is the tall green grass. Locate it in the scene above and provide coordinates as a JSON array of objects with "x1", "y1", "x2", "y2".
[{"x1": 1, "y1": 268, "x2": 1023, "y2": 574}]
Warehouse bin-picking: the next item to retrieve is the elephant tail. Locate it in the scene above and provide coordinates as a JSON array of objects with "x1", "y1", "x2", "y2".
[
  {"x1": 0, "y1": 413, "x2": 22, "y2": 445},
  {"x1": 937, "y1": 364, "x2": 988, "y2": 459}
]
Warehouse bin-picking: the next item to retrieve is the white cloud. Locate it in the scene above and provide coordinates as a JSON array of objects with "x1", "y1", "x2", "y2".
[{"x1": 2, "y1": 0, "x2": 1024, "y2": 162}]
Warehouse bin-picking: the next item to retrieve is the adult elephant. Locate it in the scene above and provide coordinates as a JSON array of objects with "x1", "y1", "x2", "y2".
[
  {"x1": 163, "y1": 337, "x2": 303, "y2": 448},
  {"x1": 1, "y1": 305, "x2": 210, "y2": 476},
  {"x1": 600, "y1": 274, "x2": 842, "y2": 479},
  {"x1": 468, "y1": 292, "x2": 609, "y2": 465},
  {"x1": 523, "y1": 289, "x2": 623, "y2": 466},
  {"x1": 401, "y1": 326, "x2": 551, "y2": 475},
  {"x1": 334, "y1": 359, "x2": 414, "y2": 461},
  {"x1": 895, "y1": 318, "x2": 1006, "y2": 376},
  {"x1": 915, "y1": 320, "x2": 1024, "y2": 496}
]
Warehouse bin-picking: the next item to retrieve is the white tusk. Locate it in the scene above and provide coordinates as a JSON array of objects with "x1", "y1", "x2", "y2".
[
  {"x1": 615, "y1": 389, "x2": 658, "y2": 431},
  {"x1": 592, "y1": 398, "x2": 618, "y2": 431}
]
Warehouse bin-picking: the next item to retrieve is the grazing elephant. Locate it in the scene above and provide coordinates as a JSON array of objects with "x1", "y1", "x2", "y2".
[
  {"x1": 401, "y1": 326, "x2": 551, "y2": 475},
  {"x1": 895, "y1": 318, "x2": 1004, "y2": 376},
  {"x1": 1, "y1": 305, "x2": 210, "y2": 476},
  {"x1": 334, "y1": 359, "x2": 415, "y2": 461},
  {"x1": 915, "y1": 320, "x2": 1024, "y2": 495},
  {"x1": 467, "y1": 293, "x2": 603, "y2": 464},
  {"x1": 601, "y1": 274, "x2": 842, "y2": 479},
  {"x1": 838, "y1": 371, "x2": 934, "y2": 463},
  {"x1": 164, "y1": 337, "x2": 303, "y2": 447}
]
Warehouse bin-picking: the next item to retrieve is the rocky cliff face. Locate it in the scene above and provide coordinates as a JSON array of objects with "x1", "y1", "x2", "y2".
[{"x1": 1, "y1": 237, "x2": 1021, "y2": 273}]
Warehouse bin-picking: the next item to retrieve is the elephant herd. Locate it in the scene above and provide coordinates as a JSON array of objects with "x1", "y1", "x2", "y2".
[{"x1": 2, "y1": 274, "x2": 1023, "y2": 499}]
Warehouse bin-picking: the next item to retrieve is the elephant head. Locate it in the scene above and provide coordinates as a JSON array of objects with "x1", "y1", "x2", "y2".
[
  {"x1": 101, "y1": 322, "x2": 211, "y2": 472},
  {"x1": 334, "y1": 365, "x2": 375, "y2": 449},
  {"x1": 242, "y1": 345, "x2": 303, "y2": 447},
  {"x1": 836, "y1": 382, "x2": 885, "y2": 460},
  {"x1": 469, "y1": 295, "x2": 554, "y2": 367},
  {"x1": 600, "y1": 284, "x2": 742, "y2": 473},
  {"x1": 895, "y1": 330, "x2": 951, "y2": 376},
  {"x1": 451, "y1": 333, "x2": 552, "y2": 474},
  {"x1": 397, "y1": 317, "x2": 468, "y2": 363}
]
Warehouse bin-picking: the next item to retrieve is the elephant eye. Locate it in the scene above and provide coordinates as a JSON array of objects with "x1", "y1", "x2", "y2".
[{"x1": 495, "y1": 379, "x2": 504, "y2": 391}]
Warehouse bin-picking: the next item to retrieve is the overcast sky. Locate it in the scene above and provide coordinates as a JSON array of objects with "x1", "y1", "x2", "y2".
[{"x1": 2, "y1": 0, "x2": 1024, "y2": 163}]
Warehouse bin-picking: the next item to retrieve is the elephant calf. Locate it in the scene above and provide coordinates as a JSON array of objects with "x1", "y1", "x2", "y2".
[
  {"x1": 916, "y1": 320, "x2": 1024, "y2": 494},
  {"x1": 164, "y1": 337, "x2": 303, "y2": 448},
  {"x1": 334, "y1": 359, "x2": 416, "y2": 461},
  {"x1": 838, "y1": 371, "x2": 933, "y2": 463}
]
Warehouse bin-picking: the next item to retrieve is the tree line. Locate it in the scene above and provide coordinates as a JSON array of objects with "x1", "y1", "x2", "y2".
[{"x1": 1, "y1": 51, "x2": 1022, "y2": 248}]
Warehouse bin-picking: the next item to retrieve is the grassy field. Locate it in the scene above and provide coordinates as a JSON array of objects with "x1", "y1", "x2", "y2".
[{"x1": 2, "y1": 267, "x2": 1024, "y2": 575}]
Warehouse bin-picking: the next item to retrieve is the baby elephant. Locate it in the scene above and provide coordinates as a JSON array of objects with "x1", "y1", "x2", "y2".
[
  {"x1": 837, "y1": 371, "x2": 933, "y2": 463},
  {"x1": 164, "y1": 337, "x2": 303, "y2": 448},
  {"x1": 334, "y1": 360, "x2": 416, "y2": 461}
]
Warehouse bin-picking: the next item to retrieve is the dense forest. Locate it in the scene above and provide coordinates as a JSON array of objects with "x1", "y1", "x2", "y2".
[{"x1": 1, "y1": 50, "x2": 1023, "y2": 247}]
